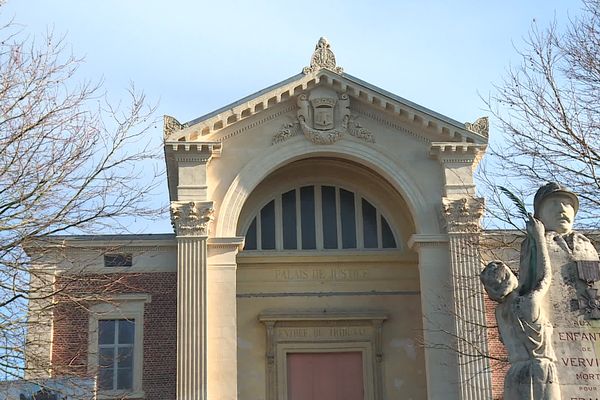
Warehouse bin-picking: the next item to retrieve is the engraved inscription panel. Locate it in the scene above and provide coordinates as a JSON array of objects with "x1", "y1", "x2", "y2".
[{"x1": 274, "y1": 268, "x2": 368, "y2": 282}]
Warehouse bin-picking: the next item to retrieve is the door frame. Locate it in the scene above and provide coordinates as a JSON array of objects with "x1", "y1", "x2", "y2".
[{"x1": 259, "y1": 310, "x2": 387, "y2": 400}]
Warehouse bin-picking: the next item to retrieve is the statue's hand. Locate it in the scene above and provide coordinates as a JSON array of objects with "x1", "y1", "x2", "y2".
[{"x1": 526, "y1": 217, "x2": 546, "y2": 242}]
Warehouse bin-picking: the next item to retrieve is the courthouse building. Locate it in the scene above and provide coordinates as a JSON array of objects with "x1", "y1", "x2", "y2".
[{"x1": 27, "y1": 38, "x2": 499, "y2": 399}]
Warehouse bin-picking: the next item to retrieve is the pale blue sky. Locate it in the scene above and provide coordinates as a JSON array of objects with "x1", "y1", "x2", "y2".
[{"x1": 2, "y1": 0, "x2": 581, "y2": 232}]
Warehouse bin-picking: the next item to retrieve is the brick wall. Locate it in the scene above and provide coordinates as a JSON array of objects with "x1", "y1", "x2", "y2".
[
  {"x1": 484, "y1": 295, "x2": 508, "y2": 400},
  {"x1": 52, "y1": 272, "x2": 177, "y2": 400}
]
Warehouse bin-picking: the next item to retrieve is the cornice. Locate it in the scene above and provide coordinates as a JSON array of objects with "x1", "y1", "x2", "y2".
[
  {"x1": 429, "y1": 142, "x2": 487, "y2": 165},
  {"x1": 164, "y1": 141, "x2": 222, "y2": 158},
  {"x1": 214, "y1": 103, "x2": 297, "y2": 143},
  {"x1": 352, "y1": 104, "x2": 429, "y2": 144},
  {"x1": 207, "y1": 236, "x2": 245, "y2": 250},
  {"x1": 163, "y1": 74, "x2": 488, "y2": 146}
]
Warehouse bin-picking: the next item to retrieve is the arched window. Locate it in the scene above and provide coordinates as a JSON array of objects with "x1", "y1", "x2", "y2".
[{"x1": 244, "y1": 185, "x2": 397, "y2": 251}]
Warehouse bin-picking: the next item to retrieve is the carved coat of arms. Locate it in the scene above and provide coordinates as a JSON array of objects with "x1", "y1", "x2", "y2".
[{"x1": 273, "y1": 87, "x2": 374, "y2": 145}]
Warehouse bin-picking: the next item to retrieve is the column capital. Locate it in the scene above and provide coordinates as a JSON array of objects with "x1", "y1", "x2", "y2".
[
  {"x1": 170, "y1": 201, "x2": 214, "y2": 237},
  {"x1": 442, "y1": 197, "x2": 484, "y2": 234}
]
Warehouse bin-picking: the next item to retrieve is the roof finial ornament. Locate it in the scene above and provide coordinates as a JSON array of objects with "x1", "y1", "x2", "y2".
[
  {"x1": 303, "y1": 37, "x2": 343, "y2": 75},
  {"x1": 465, "y1": 116, "x2": 489, "y2": 137}
]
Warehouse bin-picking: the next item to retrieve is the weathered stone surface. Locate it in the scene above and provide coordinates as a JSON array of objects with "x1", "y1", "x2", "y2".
[
  {"x1": 484, "y1": 182, "x2": 600, "y2": 400},
  {"x1": 546, "y1": 235, "x2": 600, "y2": 398}
]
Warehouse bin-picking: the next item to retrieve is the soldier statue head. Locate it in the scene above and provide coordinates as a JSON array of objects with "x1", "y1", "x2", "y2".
[{"x1": 533, "y1": 182, "x2": 579, "y2": 235}]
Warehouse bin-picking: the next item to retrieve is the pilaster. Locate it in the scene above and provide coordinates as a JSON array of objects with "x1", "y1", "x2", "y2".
[
  {"x1": 171, "y1": 201, "x2": 214, "y2": 400},
  {"x1": 441, "y1": 197, "x2": 493, "y2": 400},
  {"x1": 408, "y1": 234, "x2": 460, "y2": 400},
  {"x1": 206, "y1": 237, "x2": 244, "y2": 400}
]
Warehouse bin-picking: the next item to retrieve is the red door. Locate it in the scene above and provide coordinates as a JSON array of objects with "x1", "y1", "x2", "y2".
[{"x1": 287, "y1": 352, "x2": 364, "y2": 400}]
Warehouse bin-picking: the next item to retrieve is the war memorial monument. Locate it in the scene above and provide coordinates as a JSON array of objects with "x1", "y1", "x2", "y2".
[{"x1": 482, "y1": 183, "x2": 600, "y2": 399}]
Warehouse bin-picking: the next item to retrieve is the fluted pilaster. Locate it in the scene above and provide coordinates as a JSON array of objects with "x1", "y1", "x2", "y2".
[
  {"x1": 172, "y1": 201, "x2": 214, "y2": 400},
  {"x1": 442, "y1": 197, "x2": 492, "y2": 400}
]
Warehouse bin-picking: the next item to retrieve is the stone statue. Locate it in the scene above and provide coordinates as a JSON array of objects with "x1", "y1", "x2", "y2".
[
  {"x1": 523, "y1": 183, "x2": 600, "y2": 319},
  {"x1": 483, "y1": 182, "x2": 600, "y2": 398},
  {"x1": 481, "y1": 217, "x2": 560, "y2": 399}
]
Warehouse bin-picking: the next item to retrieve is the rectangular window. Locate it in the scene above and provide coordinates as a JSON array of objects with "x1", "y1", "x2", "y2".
[{"x1": 98, "y1": 319, "x2": 135, "y2": 391}]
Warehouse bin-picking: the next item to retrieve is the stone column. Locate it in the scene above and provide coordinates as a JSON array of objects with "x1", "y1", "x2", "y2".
[
  {"x1": 171, "y1": 201, "x2": 214, "y2": 400},
  {"x1": 409, "y1": 234, "x2": 460, "y2": 400},
  {"x1": 442, "y1": 197, "x2": 492, "y2": 400}
]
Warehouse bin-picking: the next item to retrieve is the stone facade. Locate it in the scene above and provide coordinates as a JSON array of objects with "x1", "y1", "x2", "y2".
[{"x1": 25, "y1": 38, "x2": 501, "y2": 400}]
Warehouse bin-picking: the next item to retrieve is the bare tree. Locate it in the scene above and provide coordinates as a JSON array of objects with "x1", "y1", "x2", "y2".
[
  {"x1": 0, "y1": 17, "x2": 161, "y2": 384},
  {"x1": 483, "y1": 0, "x2": 600, "y2": 228}
]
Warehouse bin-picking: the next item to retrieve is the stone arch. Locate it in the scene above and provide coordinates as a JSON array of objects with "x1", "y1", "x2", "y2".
[{"x1": 215, "y1": 139, "x2": 439, "y2": 237}]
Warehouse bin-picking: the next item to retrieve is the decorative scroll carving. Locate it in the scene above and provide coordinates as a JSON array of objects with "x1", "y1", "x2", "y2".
[
  {"x1": 164, "y1": 115, "x2": 185, "y2": 138},
  {"x1": 170, "y1": 201, "x2": 214, "y2": 236},
  {"x1": 272, "y1": 88, "x2": 374, "y2": 145},
  {"x1": 303, "y1": 37, "x2": 343, "y2": 74},
  {"x1": 465, "y1": 116, "x2": 489, "y2": 137},
  {"x1": 441, "y1": 197, "x2": 484, "y2": 233}
]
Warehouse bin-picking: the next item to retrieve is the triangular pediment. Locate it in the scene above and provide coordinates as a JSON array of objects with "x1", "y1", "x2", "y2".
[{"x1": 164, "y1": 68, "x2": 488, "y2": 146}]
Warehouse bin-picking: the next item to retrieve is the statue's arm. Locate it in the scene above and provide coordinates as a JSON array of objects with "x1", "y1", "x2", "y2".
[
  {"x1": 516, "y1": 218, "x2": 551, "y2": 323},
  {"x1": 528, "y1": 217, "x2": 552, "y2": 297}
]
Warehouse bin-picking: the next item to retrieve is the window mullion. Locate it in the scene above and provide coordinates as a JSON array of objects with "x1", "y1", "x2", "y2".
[
  {"x1": 314, "y1": 185, "x2": 323, "y2": 250},
  {"x1": 376, "y1": 210, "x2": 382, "y2": 248},
  {"x1": 275, "y1": 194, "x2": 283, "y2": 250},
  {"x1": 335, "y1": 187, "x2": 342, "y2": 249},
  {"x1": 113, "y1": 321, "x2": 119, "y2": 390},
  {"x1": 295, "y1": 189, "x2": 301, "y2": 249},
  {"x1": 356, "y1": 195, "x2": 364, "y2": 248},
  {"x1": 256, "y1": 210, "x2": 262, "y2": 250}
]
